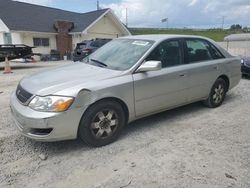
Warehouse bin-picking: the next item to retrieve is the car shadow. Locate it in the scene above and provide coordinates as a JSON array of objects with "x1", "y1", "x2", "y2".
[
  {"x1": 121, "y1": 102, "x2": 204, "y2": 138},
  {"x1": 26, "y1": 102, "x2": 204, "y2": 155},
  {"x1": 242, "y1": 75, "x2": 250, "y2": 80},
  {"x1": 223, "y1": 92, "x2": 238, "y2": 103}
]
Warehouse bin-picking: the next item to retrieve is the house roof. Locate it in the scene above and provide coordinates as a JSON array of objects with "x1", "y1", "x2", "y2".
[{"x1": 0, "y1": 0, "x2": 109, "y2": 33}]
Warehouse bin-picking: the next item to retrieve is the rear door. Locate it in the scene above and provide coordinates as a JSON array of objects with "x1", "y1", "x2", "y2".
[{"x1": 183, "y1": 38, "x2": 226, "y2": 102}]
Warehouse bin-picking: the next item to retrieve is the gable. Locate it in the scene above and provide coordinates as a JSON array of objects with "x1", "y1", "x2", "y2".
[
  {"x1": 0, "y1": 19, "x2": 9, "y2": 32},
  {"x1": 84, "y1": 10, "x2": 131, "y2": 36},
  {"x1": 87, "y1": 12, "x2": 129, "y2": 37}
]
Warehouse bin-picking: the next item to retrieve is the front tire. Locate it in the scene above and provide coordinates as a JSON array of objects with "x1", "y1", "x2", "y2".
[
  {"x1": 78, "y1": 100, "x2": 126, "y2": 147},
  {"x1": 204, "y1": 78, "x2": 227, "y2": 108}
]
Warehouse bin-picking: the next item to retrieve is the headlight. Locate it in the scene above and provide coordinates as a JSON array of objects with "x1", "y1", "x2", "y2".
[
  {"x1": 29, "y1": 95, "x2": 74, "y2": 112},
  {"x1": 241, "y1": 59, "x2": 244, "y2": 64}
]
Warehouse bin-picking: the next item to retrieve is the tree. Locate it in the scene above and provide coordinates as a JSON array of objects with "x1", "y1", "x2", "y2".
[
  {"x1": 230, "y1": 24, "x2": 242, "y2": 31},
  {"x1": 243, "y1": 26, "x2": 249, "y2": 32}
]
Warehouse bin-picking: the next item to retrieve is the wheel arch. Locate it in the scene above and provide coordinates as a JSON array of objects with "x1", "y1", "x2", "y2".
[
  {"x1": 77, "y1": 96, "x2": 129, "y2": 146},
  {"x1": 82, "y1": 97, "x2": 129, "y2": 125},
  {"x1": 218, "y1": 75, "x2": 230, "y2": 91}
]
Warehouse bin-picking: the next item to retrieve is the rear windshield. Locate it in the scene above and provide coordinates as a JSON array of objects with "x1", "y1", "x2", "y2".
[{"x1": 76, "y1": 43, "x2": 86, "y2": 49}]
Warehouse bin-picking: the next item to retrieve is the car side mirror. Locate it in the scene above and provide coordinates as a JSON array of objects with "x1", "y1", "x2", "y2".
[{"x1": 136, "y1": 61, "x2": 162, "y2": 72}]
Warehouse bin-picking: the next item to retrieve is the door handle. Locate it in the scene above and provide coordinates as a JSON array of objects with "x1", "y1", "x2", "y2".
[{"x1": 179, "y1": 73, "x2": 186, "y2": 77}]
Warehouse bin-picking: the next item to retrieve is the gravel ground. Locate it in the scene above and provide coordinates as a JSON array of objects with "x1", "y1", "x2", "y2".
[{"x1": 0, "y1": 61, "x2": 250, "y2": 188}]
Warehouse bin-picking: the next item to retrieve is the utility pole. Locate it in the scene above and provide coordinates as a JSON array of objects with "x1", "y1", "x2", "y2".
[
  {"x1": 97, "y1": 0, "x2": 100, "y2": 10},
  {"x1": 221, "y1": 16, "x2": 225, "y2": 30},
  {"x1": 125, "y1": 8, "x2": 128, "y2": 27}
]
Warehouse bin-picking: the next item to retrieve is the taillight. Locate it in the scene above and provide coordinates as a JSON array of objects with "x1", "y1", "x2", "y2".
[{"x1": 82, "y1": 48, "x2": 92, "y2": 53}]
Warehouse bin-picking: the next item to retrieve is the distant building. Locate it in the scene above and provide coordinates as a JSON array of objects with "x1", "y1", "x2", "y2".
[
  {"x1": 224, "y1": 33, "x2": 250, "y2": 41},
  {"x1": 220, "y1": 33, "x2": 250, "y2": 56},
  {"x1": 0, "y1": 0, "x2": 130, "y2": 58}
]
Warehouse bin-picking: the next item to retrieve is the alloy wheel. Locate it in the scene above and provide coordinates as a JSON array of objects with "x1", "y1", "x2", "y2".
[
  {"x1": 212, "y1": 84, "x2": 224, "y2": 104},
  {"x1": 90, "y1": 109, "x2": 118, "y2": 139}
]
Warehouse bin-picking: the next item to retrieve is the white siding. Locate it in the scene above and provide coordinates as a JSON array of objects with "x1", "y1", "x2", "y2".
[
  {"x1": 21, "y1": 32, "x2": 57, "y2": 54},
  {"x1": 0, "y1": 19, "x2": 9, "y2": 44},
  {"x1": 1, "y1": 31, "x2": 57, "y2": 56},
  {"x1": 72, "y1": 13, "x2": 127, "y2": 48},
  {"x1": 87, "y1": 14, "x2": 124, "y2": 38},
  {"x1": 0, "y1": 33, "x2": 4, "y2": 44},
  {"x1": 11, "y1": 32, "x2": 22, "y2": 44}
]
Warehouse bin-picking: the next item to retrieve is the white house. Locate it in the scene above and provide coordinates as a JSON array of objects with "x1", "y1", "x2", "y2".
[{"x1": 0, "y1": 0, "x2": 131, "y2": 59}]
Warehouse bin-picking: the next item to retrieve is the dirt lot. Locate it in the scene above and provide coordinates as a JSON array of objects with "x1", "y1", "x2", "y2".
[{"x1": 0, "y1": 61, "x2": 250, "y2": 188}]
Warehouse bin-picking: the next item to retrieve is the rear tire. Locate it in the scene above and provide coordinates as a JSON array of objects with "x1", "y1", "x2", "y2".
[
  {"x1": 203, "y1": 78, "x2": 227, "y2": 108},
  {"x1": 78, "y1": 100, "x2": 126, "y2": 147}
]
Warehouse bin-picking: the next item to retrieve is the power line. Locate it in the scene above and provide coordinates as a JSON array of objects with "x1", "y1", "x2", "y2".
[
  {"x1": 125, "y1": 8, "x2": 128, "y2": 27},
  {"x1": 132, "y1": 20, "x2": 250, "y2": 29}
]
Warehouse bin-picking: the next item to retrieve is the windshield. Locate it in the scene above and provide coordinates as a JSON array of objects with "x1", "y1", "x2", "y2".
[{"x1": 82, "y1": 39, "x2": 154, "y2": 70}]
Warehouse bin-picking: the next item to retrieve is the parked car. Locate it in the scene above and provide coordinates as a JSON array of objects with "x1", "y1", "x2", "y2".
[
  {"x1": 10, "y1": 35, "x2": 241, "y2": 147},
  {"x1": 241, "y1": 56, "x2": 250, "y2": 76},
  {"x1": 73, "y1": 39, "x2": 111, "y2": 62},
  {"x1": 50, "y1": 50, "x2": 61, "y2": 61},
  {"x1": 40, "y1": 50, "x2": 61, "y2": 61}
]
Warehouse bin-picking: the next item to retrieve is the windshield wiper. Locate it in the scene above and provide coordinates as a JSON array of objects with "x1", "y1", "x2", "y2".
[{"x1": 90, "y1": 59, "x2": 107, "y2": 67}]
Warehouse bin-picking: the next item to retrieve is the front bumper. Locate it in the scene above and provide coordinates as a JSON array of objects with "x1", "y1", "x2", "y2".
[
  {"x1": 241, "y1": 65, "x2": 250, "y2": 75},
  {"x1": 10, "y1": 92, "x2": 85, "y2": 142}
]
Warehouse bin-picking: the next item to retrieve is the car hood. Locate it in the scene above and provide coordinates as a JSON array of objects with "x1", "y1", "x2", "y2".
[{"x1": 20, "y1": 63, "x2": 122, "y2": 96}]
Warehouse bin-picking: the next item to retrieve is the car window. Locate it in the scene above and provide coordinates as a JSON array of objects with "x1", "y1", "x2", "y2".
[
  {"x1": 146, "y1": 40, "x2": 182, "y2": 68},
  {"x1": 90, "y1": 40, "x2": 110, "y2": 48},
  {"x1": 77, "y1": 43, "x2": 86, "y2": 49},
  {"x1": 90, "y1": 41, "x2": 101, "y2": 47},
  {"x1": 208, "y1": 43, "x2": 224, "y2": 59},
  {"x1": 185, "y1": 39, "x2": 213, "y2": 63}
]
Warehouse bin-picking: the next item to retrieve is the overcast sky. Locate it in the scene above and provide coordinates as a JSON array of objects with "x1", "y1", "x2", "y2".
[{"x1": 15, "y1": 0, "x2": 250, "y2": 28}]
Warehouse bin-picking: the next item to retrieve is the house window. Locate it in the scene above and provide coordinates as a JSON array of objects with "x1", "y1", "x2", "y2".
[
  {"x1": 4, "y1": 33, "x2": 12, "y2": 44},
  {"x1": 33, "y1": 38, "x2": 49, "y2": 47}
]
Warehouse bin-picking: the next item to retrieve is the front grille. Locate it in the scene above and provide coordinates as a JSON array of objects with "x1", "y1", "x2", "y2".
[{"x1": 16, "y1": 84, "x2": 33, "y2": 104}]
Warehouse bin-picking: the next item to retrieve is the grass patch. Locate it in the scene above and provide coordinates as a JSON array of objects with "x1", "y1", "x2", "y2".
[{"x1": 129, "y1": 28, "x2": 243, "y2": 41}]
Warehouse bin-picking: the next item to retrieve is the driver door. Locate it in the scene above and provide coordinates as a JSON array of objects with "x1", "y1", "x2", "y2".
[{"x1": 132, "y1": 39, "x2": 189, "y2": 117}]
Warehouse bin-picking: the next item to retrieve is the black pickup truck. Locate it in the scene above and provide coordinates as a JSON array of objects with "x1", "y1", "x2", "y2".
[{"x1": 0, "y1": 44, "x2": 33, "y2": 62}]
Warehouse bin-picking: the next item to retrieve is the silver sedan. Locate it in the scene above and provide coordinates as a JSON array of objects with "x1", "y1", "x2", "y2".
[{"x1": 10, "y1": 35, "x2": 241, "y2": 146}]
